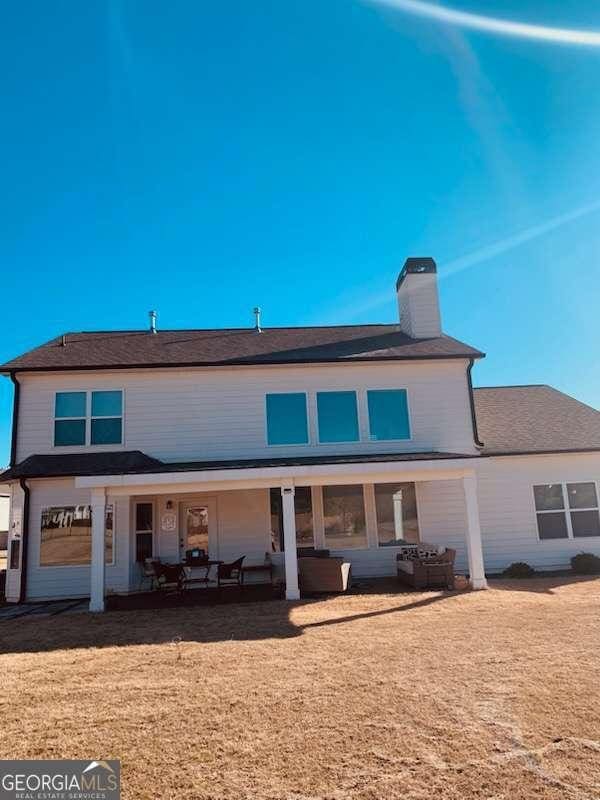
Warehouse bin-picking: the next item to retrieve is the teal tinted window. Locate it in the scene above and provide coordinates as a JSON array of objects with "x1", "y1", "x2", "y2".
[
  {"x1": 55, "y1": 392, "x2": 86, "y2": 418},
  {"x1": 54, "y1": 419, "x2": 86, "y2": 446},
  {"x1": 266, "y1": 393, "x2": 308, "y2": 445},
  {"x1": 317, "y1": 392, "x2": 359, "y2": 443},
  {"x1": 91, "y1": 418, "x2": 122, "y2": 445},
  {"x1": 91, "y1": 391, "x2": 122, "y2": 417},
  {"x1": 367, "y1": 390, "x2": 410, "y2": 441}
]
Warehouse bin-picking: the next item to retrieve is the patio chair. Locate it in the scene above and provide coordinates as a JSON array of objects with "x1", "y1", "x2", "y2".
[
  {"x1": 217, "y1": 556, "x2": 245, "y2": 588},
  {"x1": 153, "y1": 561, "x2": 186, "y2": 594},
  {"x1": 298, "y1": 556, "x2": 352, "y2": 594},
  {"x1": 396, "y1": 547, "x2": 456, "y2": 591},
  {"x1": 141, "y1": 558, "x2": 161, "y2": 591}
]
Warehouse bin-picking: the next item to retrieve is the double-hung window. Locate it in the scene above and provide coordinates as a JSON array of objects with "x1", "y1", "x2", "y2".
[
  {"x1": 316, "y1": 391, "x2": 359, "y2": 443},
  {"x1": 266, "y1": 393, "x2": 308, "y2": 446},
  {"x1": 54, "y1": 390, "x2": 123, "y2": 446},
  {"x1": 533, "y1": 482, "x2": 600, "y2": 540},
  {"x1": 367, "y1": 389, "x2": 410, "y2": 441},
  {"x1": 567, "y1": 483, "x2": 600, "y2": 537},
  {"x1": 91, "y1": 391, "x2": 123, "y2": 444}
]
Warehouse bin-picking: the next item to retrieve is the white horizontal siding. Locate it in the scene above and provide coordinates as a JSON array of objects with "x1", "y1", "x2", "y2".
[
  {"x1": 151, "y1": 489, "x2": 270, "y2": 566},
  {"x1": 477, "y1": 453, "x2": 600, "y2": 572},
  {"x1": 16, "y1": 360, "x2": 477, "y2": 463},
  {"x1": 416, "y1": 479, "x2": 469, "y2": 571},
  {"x1": 397, "y1": 275, "x2": 441, "y2": 338}
]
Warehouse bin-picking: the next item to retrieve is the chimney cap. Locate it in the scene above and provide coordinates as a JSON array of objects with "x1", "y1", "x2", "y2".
[
  {"x1": 148, "y1": 310, "x2": 157, "y2": 334},
  {"x1": 396, "y1": 257, "x2": 437, "y2": 290}
]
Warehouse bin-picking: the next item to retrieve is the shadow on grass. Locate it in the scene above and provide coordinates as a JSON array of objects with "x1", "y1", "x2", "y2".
[
  {"x1": 0, "y1": 586, "x2": 454, "y2": 655},
  {"x1": 488, "y1": 573, "x2": 600, "y2": 594}
]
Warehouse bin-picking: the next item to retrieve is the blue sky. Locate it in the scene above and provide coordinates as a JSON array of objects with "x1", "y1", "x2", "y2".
[{"x1": 2, "y1": 0, "x2": 600, "y2": 466}]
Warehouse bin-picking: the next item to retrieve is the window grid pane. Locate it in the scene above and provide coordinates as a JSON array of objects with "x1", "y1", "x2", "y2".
[
  {"x1": 266, "y1": 393, "x2": 308, "y2": 445},
  {"x1": 91, "y1": 417, "x2": 122, "y2": 445},
  {"x1": 317, "y1": 392, "x2": 359, "y2": 443},
  {"x1": 536, "y1": 511, "x2": 569, "y2": 540},
  {"x1": 54, "y1": 419, "x2": 86, "y2": 446},
  {"x1": 91, "y1": 391, "x2": 122, "y2": 417},
  {"x1": 367, "y1": 390, "x2": 410, "y2": 441},
  {"x1": 136, "y1": 532, "x2": 153, "y2": 562},
  {"x1": 567, "y1": 482, "x2": 598, "y2": 510},
  {"x1": 55, "y1": 392, "x2": 86, "y2": 418},
  {"x1": 571, "y1": 510, "x2": 600, "y2": 538},
  {"x1": 533, "y1": 484, "x2": 564, "y2": 511},
  {"x1": 135, "y1": 503, "x2": 153, "y2": 533}
]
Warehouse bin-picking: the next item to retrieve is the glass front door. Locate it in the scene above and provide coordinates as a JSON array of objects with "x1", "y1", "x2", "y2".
[{"x1": 181, "y1": 504, "x2": 210, "y2": 557}]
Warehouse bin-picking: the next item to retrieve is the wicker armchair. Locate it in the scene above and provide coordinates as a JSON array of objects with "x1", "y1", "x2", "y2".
[
  {"x1": 298, "y1": 556, "x2": 352, "y2": 594},
  {"x1": 396, "y1": 547, "x2": 456, "y2": 590}
]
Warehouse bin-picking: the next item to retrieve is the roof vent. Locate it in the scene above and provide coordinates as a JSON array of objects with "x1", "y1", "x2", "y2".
[
  {"x1": 149, "y1": 310, "x2": 157, "y2": 334},
  {"x1": 253, "y1": 307, "x2": 262, "y2": 333}
]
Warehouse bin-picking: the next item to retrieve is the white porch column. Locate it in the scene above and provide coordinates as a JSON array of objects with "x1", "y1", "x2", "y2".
[
  {"x1": 462, "y1": 474, "x2": 488, "y2": 590},
  {"x1": 90, "y1": 487, "x2": 107, "y2": 612},
  {"x1": 281, "y1": 485, "x2": 300, "y2": 600}
]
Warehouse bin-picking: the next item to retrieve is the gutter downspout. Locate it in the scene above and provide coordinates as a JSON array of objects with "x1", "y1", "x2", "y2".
[
  {"x1": 467, "y1": 358, "x2": 484, "y2": 449},
  {"x1": 18, "y1": 477, "x2": 30, "y2": 604},
  {"x1": 9, "y1": 372, "x2": 20, "y2": 467}
]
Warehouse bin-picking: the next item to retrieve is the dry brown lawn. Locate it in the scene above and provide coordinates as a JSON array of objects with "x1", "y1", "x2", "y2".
[{"x1": 1, "y1": 578, "x2": 600, "y2": 799}]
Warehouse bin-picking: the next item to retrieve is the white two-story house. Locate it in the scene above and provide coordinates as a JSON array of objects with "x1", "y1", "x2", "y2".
[{"x1": 2, "y1": 258, "x2": 600, "y2": 611}]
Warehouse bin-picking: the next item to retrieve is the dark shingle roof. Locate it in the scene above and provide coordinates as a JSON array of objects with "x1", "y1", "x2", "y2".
[
  {"x1": 0, "y1": 326, "x2": 483, "y2": 372},
  {"x1": 0, "y1": 450, "x2": 479, "y2": 481},
  {"x1": 474, "y1": 386, "x2": 600, "y2": 455},
  {"x1": 0, "y1": 451, "x2": 164, "y2": 481}
]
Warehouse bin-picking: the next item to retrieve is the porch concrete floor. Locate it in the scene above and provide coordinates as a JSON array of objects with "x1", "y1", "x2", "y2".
[
  {"x1": 107, "y1": 582, "x2": 283, "y2": 610},
  {"x1": 0, "y1": 576, "x2": 599, "y2": 800}
]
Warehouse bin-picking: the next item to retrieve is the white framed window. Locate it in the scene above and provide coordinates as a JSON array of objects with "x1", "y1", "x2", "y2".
[
  {"x1": 316, "y1": 391, "x2": 359, "y2": 443},
  {"x1": 265, "y1": 393, "x2": 309, "y2": 446},
  {"x1": 366, "y1": 389, "x2": 411, "y2": 441},
  {"x1": 40, "y1": 504, "x2": 114, "y2": 566},
  {"x1": 54, "y1": 390, "x2": 123, "y2": 447},
  {"x1": 533, "y1": 482, "x2": 600, "y2": 540}
]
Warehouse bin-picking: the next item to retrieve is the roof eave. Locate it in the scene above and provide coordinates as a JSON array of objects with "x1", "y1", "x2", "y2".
[{"x1": 0, "y1": 351, "x2": 486, "y2": 373}]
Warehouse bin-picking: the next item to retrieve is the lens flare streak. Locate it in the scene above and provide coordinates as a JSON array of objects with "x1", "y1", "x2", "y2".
[{"x1": 368, "y1": 0, "x2": 600, "y2": 47}]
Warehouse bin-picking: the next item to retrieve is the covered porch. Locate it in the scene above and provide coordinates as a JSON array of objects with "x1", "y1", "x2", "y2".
[{"x1": 77, "y1": 455, "x2": 488, "y2": 612}]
